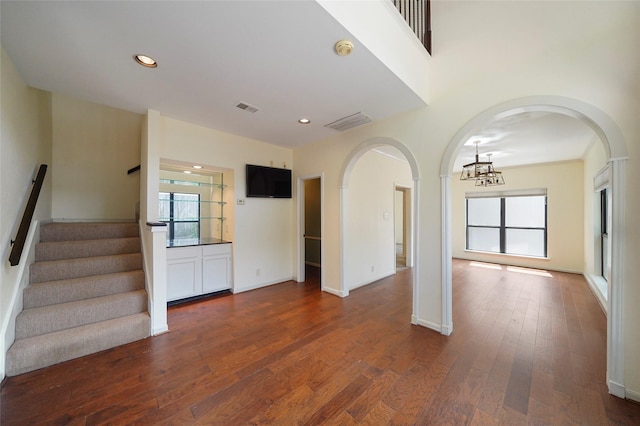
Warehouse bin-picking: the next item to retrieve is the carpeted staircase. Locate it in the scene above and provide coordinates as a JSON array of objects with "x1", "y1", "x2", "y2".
[{"x1": 6, "y1": 222, "x2": 150, "y2": 376}]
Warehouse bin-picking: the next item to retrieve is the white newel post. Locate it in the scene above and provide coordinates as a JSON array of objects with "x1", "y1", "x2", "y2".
[{"x1": 148, "y1": 223, "x2": 168, "y2": 335}]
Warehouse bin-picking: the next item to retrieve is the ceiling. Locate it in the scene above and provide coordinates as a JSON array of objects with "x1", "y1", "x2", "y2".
[
  {"x1": 452, "y1": 111, "x2": 599, "y2": 172},
  {"x1": 1, "y1": 1, "x2": 598, "y2": 166},
  {"x1": 0, "y1": 1, "x2": 425, "y2": 148}
]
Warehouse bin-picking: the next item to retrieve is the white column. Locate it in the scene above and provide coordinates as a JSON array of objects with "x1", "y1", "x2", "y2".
[
  {"x1": 411, "y1": 178, "x2": 421, "y2": 325},
  {"x1": 440, "y1": 175, "x2": 453, "y2": 335},
  {"x1": 607, "y1": 157, "x2": 626, "y2": 397},
  {"x1": 339, "y1": 185, "x2": 349, "y2": 298}
]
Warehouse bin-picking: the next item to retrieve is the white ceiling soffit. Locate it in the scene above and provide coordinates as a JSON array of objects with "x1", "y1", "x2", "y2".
[
  {"x1": 0, "y1": 1, "x2": 427, "y2": 148},
  {"x1": 453, "y1": 112, "x2": 599, "y2": 172}
]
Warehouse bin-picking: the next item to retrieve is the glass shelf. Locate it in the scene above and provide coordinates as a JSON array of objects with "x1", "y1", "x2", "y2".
[
  {"x1": 159, "y1": 167, "x2": 227, "y2": 243},
  {"x1": 161, "y1": 199, "x2": 226, "y2": 205},
  {"x1": 160, "y1": 178, "x2": 227, "y2": 189},
  {"x1": 160, "y1": 217, "x2": 226, "y2": 221}
]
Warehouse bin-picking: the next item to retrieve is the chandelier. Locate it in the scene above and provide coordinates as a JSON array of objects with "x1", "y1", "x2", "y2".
[{"x1": 460, "y1": 141, "x2": 505, "y2": 186}]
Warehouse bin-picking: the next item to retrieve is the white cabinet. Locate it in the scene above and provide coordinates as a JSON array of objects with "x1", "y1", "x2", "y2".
[{"x1": 167, "y1": 243, "x2": 232, "y2": 302}]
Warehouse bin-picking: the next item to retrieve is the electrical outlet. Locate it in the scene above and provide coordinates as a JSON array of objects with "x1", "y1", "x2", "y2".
[
  {"x1": 371, "y1": 265, "x2": 375, "y2": 272},
  {"x1": 237, "y1": 199, "x2": 245, "y2": 205},
  {"x1": 256, "y1": 268, "x2": 261, "y2": 276}
]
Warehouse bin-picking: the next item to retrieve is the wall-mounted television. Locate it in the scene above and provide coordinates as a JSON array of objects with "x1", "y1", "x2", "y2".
[{"x1": 246, "y1": 164, "x2": 292, "y2": 198}]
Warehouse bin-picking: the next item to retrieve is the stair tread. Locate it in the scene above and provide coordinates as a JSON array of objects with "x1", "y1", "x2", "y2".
[
  {"x1": 29, "y1": 252, "x2": 142, "y2": 283},
  {"x1": 7, "y1": 313, "x2": 150, "y2": 376},
  {"x1": 33, "y1": 252, "x2": 142, "y2": 266},
  {"x1": 28, "y1": 269, "x2": 144, "y2": 287},
  {"x1": 40, "y1": 222, "x2": 139, "y2": 242},
  {"x1": 16, "y1": 289, "x2": 148, "y2": 339},
  {"x1": 24, "y1": 270, "x2": 145, "y2": 308}
]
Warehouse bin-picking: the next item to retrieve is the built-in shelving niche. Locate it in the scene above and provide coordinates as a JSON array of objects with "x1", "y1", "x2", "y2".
[{"x1": 159, "y1": 160, "x2": 234, "y2": 245}]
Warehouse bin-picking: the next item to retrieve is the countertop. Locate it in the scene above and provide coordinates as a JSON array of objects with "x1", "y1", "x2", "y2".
[{"x1": 167, "y1": 238, "x2": 232, "y2": 248}]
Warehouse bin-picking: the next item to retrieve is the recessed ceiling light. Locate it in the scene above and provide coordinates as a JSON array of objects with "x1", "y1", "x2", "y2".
[
  {"x1": 192, "y1": 165, "x2": 202, "y2": 169},
  {"x1": 183, "y1": 170, "x2": 192, "y2": 174},
  {"x1": 298, "y1": 118, "x2": 311, "y2": 124},
  {"x1": 134, "y1": 54, "x2": 157, "y2": 68}
]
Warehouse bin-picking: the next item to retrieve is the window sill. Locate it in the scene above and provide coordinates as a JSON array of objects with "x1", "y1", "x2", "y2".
[{"x1": 464, "y1": 250, "x2": 550, "y2": 261}]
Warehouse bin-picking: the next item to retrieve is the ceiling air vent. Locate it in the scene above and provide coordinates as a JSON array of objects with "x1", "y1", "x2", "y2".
[
  {"x1": 324, "y1": 112, "x2": 372, "y2": 132},
  {"x1": 236, "y1": 102, "x2": 259, "y2": 113}
]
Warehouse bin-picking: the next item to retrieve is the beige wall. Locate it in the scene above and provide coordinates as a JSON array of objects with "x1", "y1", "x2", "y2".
[
  {"x1": 347, "y1": 150, "x2": 413, "y2": 289},
  {"x1": 51, "y1": 94, "x2": 142, "y2": 220},
  {"x1": 156, "y1": 116, "x2": 294, "y2": 292},
  {"x1": 0, "y1": 48, "x2": 52, "y2": 381},
  {"x1": 451, "y1": 161, "x2": 585, "y2": 273}
]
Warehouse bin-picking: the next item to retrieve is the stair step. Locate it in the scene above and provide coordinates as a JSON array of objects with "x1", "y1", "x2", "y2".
[
  {"x1": 30, "y1": 253, "x2": 142, "y2": 283},
  {"x1": 24, "y1": 270, "x2": 145, "y2": 308},
  {"x1": 6, "y1": 313, "x2": 150, "y2": 377},
  {"x1": 40, "y1": 222, "x2": 139, "y2": 243},
  {"x1": 35, "y1": 237, "x2": 141, "y2": 262},
  {"x1": 16, "y1": 289, "x2": 147, "y2": 339}
]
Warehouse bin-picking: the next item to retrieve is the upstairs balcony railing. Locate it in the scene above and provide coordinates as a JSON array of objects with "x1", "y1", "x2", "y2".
[{"x1": 392, "y1": 0, "x2": 432, "y2": 54}]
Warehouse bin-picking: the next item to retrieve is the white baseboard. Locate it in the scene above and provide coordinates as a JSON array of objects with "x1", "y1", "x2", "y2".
[
  {"x1": 152, "y1": 325, "x2": 169, "y2": 336},
  {"x1": 608, "y1": 380, "x2": 626, "y2": 398},
  {"x1": 415, "y1": 318, "x2": 442, "y2": 333},
  {"x1": 625, "y1": 388, "x2": 640, "y2": 403},
  {"x1": 322, "y1": 286, "x2": 346, "y2": 298},
  {"x1": 233, "y1": 276, "x2": 294, "y2": 294},
  {"x1": 584, "y1": 273, "x2": 607, "y2": 315},
  {"x1": 349, "y1": 271, "x2": 395, "y2": 291},
  {"x1": 441, "y1": 323, "x2": 453, "y2": 336}
]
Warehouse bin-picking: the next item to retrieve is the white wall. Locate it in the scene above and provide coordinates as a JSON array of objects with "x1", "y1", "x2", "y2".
[
  {"x1": 51, "y1": 94, "x2": 142, "y2": 221},
  {"x1": 0, "y1": 48, "x2": 52, "y2": 381},
  {"x1": 157, "y1": 116, "x2": 294, "y2": 293},
  {"x1": 346, "y1": 150, "x2": 412, "y2": 289},
  {"x1": 451, "y1": 161, "x2": 585, "y2": 273},
  {"x1": 294, "y1": 0, "x2": 640, "y2": 394}
]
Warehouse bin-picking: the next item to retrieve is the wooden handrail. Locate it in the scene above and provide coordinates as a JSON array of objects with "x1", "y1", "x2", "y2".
[{"x1": 9, "y1": 164, "x2": 47, "y2": 266}]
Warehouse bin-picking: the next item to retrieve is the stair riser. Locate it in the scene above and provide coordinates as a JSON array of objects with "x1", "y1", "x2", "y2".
[
  {"x1": 6, "y1": 313, "x2": 150, "y2": 377},
  {"x1": 36, "y1": 238, "x2": 141, "y2": 262},
  {"x1": 30, "y1": 253, "x2": 142, "y2": 283},
  {"x1": 40, "y1": 222, "x2": 139, "y2": 242},
  {"x1": 16, "y1": 290, "x2": 148, "y2": 339},
  {"x1": 24, "y1": 271, "x2": 145, "y2": 309}
]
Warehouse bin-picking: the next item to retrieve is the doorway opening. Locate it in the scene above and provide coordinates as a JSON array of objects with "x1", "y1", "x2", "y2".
[
  {"x1": 440, "y1": 96, "x2": 628, "y2": 397},
  {"x1": 395, "y1": 186, "x2": 412, "y2": 270},
  {"x1": 297, "y1": 175, "x2": 323, "y2": 288}
]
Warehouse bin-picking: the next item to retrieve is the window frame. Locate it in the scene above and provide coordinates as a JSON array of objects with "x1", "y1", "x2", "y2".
[
  {"x1": 160, "y1": 191, "x2": 201, "y2": 241},
  {"x1": 465, "y1": 191, "x2": 548, "y2": 258}
]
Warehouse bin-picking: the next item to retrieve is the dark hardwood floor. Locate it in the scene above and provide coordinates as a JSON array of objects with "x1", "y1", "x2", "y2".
[{"x1": 2, "y1": 260, "x2": 639, "y2": 424}]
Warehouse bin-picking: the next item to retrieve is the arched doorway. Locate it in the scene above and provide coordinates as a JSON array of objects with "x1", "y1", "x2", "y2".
[
  {"x1": 440, "y1": 96, "x2": 628, "y2": 397},
  {"x1": 340, "y1": 137, "x2": 421, "y2": 324}
]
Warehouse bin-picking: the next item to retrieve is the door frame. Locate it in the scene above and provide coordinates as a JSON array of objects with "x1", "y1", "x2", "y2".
[{"x1": 296, "y1": 173, "x2": 325, "y2": 289}]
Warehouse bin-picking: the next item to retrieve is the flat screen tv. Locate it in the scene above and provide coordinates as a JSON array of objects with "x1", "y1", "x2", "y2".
[{"x1": 246, "y1": 164, "x2": 292, "y2": 198}]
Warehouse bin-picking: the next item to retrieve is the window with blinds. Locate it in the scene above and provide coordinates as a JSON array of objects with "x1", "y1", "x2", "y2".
[{"x1": 466, "y1": 189, "x2": 547, "y2": 258}]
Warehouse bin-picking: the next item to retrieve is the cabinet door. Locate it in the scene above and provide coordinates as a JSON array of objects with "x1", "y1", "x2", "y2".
[
  {"x1": 167, "y1": 247, "x2": 202, "y2": 301},
  {"x1": 202, "y1": 254, "x2": 230, "y2": 293}
]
